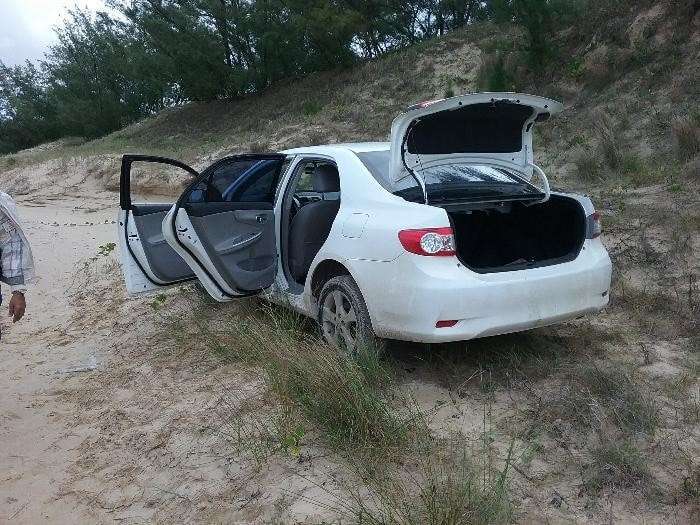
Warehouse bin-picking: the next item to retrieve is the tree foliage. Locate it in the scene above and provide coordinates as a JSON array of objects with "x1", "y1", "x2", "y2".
[{"x1": 0, "y1": 0, "x2": 581, "y2": 154}]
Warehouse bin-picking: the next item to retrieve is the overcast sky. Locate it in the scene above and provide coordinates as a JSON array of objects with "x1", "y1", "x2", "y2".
[{"x1": 0, "y1": 0, "x2": 107, "y2": 66}]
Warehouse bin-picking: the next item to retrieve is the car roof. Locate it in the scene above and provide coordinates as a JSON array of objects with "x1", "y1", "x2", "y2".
[{"x1": 280, "y1": 141, "x2": 389, "y2": 155}]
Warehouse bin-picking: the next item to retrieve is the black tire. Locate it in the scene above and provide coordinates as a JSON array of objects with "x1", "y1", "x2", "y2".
[{"x1": 317, "y1": 275, "x2": 382, "y2": 354}]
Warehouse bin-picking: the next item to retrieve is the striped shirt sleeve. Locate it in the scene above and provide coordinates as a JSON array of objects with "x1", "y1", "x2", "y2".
[{"x1": 0, "y1": 216, "x2": 26, "y2": 292}]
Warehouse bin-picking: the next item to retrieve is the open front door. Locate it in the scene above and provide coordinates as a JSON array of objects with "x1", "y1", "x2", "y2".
[
  {"x1": 162, "y1": 154, "x2": 286, "y2": 302},
  {"x1": 119, "y1": 155, "x2": 199, "y2": 294}
]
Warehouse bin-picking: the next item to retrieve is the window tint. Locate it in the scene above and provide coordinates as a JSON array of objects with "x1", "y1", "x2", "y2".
[
  {"x1": 289, "y1": 160, "x2": 335, "y2": 194},
  {"x1": 295, "y1": 163, "x2": 316, "y2": 191},
  {"x1": 417, "y1": 164, "x2": 540, "y2": 204},
  {"x1": 357, "y1": 150, "x2": 391, "y2": 186},
  {"x1": 188, "y1": 157, "x2": 283, "y2": 203},
  {"x1": 356, "y1": 150, "x2": 422, "y2": 203},
  {"x1": 356, "y1": 150, "x2": 541, "y2": 204}
]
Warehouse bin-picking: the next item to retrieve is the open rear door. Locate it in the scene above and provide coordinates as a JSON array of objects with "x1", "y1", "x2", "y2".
[
  {"x1": 119, "y1": 155, "x2": 199, "y2": 294},
  {"x1": 162, "y1": 154, "x2": 287, "y2": 302}
]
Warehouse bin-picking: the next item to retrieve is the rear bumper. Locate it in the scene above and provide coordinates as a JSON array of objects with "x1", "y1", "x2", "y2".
[{"x1": 347, "y1": 240, "x2": 612, "y2": 343}]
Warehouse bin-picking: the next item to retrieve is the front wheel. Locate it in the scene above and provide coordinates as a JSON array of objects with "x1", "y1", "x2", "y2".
[{"x1": 317, "y1": 275, "x2": 381, "y2": 354}]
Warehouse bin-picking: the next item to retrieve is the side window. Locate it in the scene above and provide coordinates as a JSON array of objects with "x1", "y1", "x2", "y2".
[
  {"x1": 295, "y1": 162, "x2": 316, "y2": 192},
  {"x1": 229, "y1": 164, "x2": 277, "y2": 202},
  {"x1": 188, "y1": 158, "x2": 282, "y2": 204}
]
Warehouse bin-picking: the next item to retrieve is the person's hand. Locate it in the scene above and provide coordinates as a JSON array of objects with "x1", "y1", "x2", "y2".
[{"x1": 9, "y1": 292, "x2": 26, "y2": 323}]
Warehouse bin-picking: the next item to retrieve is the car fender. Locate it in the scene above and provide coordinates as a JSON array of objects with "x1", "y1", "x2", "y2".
[{"x1": 302, "y1": 254, "x2": 382, "y2": 330}]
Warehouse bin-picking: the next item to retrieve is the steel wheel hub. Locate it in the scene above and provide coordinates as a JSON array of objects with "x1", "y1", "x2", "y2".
[{"x1": 321, "y1": 289, "x2": 358, "y2": 352}]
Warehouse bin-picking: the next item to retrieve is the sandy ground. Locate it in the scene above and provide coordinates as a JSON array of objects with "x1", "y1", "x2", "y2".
[
  {"x1": 0, "y1": 192, "x2": 118, "y2": 522},
  {"x1": 0, "y1": 191, "x2": 338, "y2": 524},
  {"x1": 0, "y1": 187, "x2": 697, "y2": 524}
]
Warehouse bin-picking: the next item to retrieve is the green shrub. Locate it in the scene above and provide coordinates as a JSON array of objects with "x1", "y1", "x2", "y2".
[
  {"x1": 302, "y1": 100, "x2": 323, "y2": 117},
  {"x1": 507, "y1": 0, "x2": 582, "y2": 69},
  {"x1": 620, "y1": 153, "x2": 647, "y2": 178},
  {"x1": 478, "y1": 53, "x2": 515, "y2": 92},
  {"x1": 566, "y1": 56, "x2": 585, "y2": 79},
  {"x1": 681, "y1": 464, "x2": 700, "y2": 503}
]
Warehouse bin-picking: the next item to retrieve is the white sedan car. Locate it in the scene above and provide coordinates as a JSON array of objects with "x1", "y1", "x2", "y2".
[{"x1": 118, "y1": 92, "x2": 612, "y2": 351}]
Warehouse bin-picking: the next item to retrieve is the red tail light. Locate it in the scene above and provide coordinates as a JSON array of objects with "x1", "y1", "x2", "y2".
[
  {"x1": 398, "y1": 227, "x2": 456, "y2": 256},
  {"x1": 587, "y1": 212, "x2": 602, "y2": 239}
]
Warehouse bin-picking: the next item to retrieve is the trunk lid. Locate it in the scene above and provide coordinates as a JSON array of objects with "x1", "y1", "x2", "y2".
[{"x1": 389, "y1": 92, "x2": 563, "y2": 184}]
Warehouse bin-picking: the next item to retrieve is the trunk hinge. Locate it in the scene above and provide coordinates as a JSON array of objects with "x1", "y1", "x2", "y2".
[
  {"x1": 400, "y1": 120, "x2": 429, "y2": 204},
  {"x1": 526, "y1": 163, "x2": 550, "y2": 205}
]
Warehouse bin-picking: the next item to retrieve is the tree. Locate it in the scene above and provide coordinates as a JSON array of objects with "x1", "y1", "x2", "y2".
[
  {"x1": 0, "y1": 61, "x2": 58, "y2": 153},
  {"x1": 483, "y1": 0, "x2": 584, "y2": 68},
  {"x1": 44, "y1": 7, "x2": 172, "y2": 137},
  {"x1": 5, "y1": 0, "x2": 571, "y2": 153}
]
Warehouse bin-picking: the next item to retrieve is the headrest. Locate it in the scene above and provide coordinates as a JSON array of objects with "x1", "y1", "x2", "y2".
[{"x1": 312, "y1": 164, "x2": 340, "y2": 193}]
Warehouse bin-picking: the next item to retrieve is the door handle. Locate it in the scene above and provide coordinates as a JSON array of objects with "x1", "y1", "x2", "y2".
[
  {"x1": 215, "y1": 232, "x2": 262, "y2": 255},
  {"x1": 234, "y1": 209, "x2": 271, "y2": 224}
]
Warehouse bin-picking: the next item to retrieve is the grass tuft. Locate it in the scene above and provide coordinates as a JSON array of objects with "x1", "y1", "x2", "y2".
[
  {"x1": 262, "y1": 338, "x2": 413, "y2": 453},
  {"x1": 159, "y1": 295, "x2": 420, "y2": 456},
  {"x1": 477, "y1": 52, "x2": 516, "y2": 92},
  {"x1": 595, "y1": 115, "x2": 624, "y2": 171},
  {"x1": 302, "y1": 100, "x2": 323, "y2": 117},
  {"x1": 584, "y1": 440, "x2": 651, "y2": 494},
  {"x1": 579, "y1": 365, "x2": 660, "y2": 434},
  {"x1": 530, "y1": 362, "x2": 660, "y2": 438},
  {"x1": 341, "y1": 444, "x2": 513, "y2": 525},
  {"x1": 572, "y1": 147, "x2": 602, "y2": 182},
  {"x1": 671, "y1": 112, "x2": 700, "y2": 161}
]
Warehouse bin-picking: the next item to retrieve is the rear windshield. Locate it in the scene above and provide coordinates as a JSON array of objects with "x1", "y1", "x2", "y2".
[{"x1": 357, "y1": 150, "x2": 542, "y2": 204}]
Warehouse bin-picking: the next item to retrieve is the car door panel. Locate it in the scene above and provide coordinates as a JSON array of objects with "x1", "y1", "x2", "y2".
[
  {"x1": 131, "y1": 208, "x2": 194, "y2": 283},
  {"x1": 163, "y1": 154, "x2": 287, "y2": 301},
  {"x1": 119, "y1": 156, "x2": 199, "y2": 294},
  {"x1": 185, "y1": 205, "x2": 276, "y2": 292}
]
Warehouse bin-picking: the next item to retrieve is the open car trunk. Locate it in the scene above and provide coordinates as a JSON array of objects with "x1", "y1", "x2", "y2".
[
  {"x1": 448, "y1": 195, "x2": 586, "y2": 273},
  {"x1": 390, "y1": 93, "x2": 564, "y2": 187}
]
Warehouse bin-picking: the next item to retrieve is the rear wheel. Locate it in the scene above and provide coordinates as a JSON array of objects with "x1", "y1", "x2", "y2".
[{"x1": 317, "y1": 276, "x2": 380, "y2": 354}]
